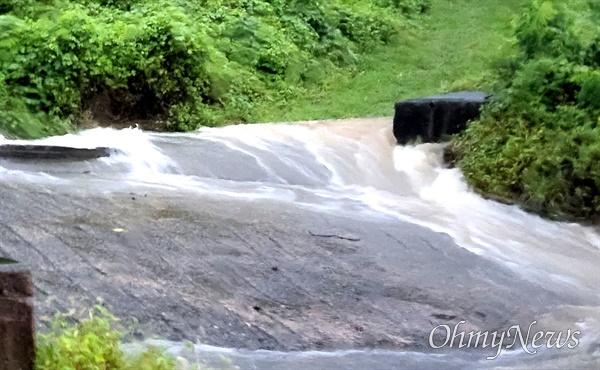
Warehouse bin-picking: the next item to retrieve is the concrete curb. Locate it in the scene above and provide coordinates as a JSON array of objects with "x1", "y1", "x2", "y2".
[{"x1": 0, "y1": 145, "x2": 115, "y2": 160}]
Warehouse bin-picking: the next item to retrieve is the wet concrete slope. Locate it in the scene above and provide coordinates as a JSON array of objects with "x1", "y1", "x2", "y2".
[{"x1": 0, "y1": 181, "x2": 572, "y2": 351}]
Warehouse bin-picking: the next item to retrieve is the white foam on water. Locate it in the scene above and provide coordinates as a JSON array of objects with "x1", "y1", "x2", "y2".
[
  {"x1": 3, "y1": 121, "x2": 597, "y2": 296},
  {"x1": 2, "y1": 119, "x2": 599, "y2": 368},
  {"x1": 15, "y1": 127, "x2": 178, "y2": 176}
]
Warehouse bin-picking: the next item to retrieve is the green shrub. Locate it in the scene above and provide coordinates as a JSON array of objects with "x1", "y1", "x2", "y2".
[
  {"x1": 0, "y1": 73, "x2": 72, "y2": 138},
  {"x1": 454, "y1": 0, "x2": 600, "y2": 219},
  {"x1": 0, "y1": 0, "x2": 38, "y2": 16},
  {"x1": 35, "y1": 305, "x2": 178, "y2": 370},
  {"x1": 2, "y1": 3, "x2": 213, "y2": 121},
  {"x1": 514, "y1": 0, "x2": 582, "y2": 60}
]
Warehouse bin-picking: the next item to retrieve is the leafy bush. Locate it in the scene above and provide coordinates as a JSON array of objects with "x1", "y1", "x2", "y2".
[
  {"x1": 0, "y1": 0, "x2": 428, "y2": 137},
  {"x1": 0, "y1": 0, "x2": 37, "y2": 15},
  {"x1": 1, "y1": 2, "x2": 214, "y2": 130},
  {"x1": 454, "y1": 0, "x2": 600, "y2": 219},
  {"x1": 0, "y1": 73, "x2": 72, "y2": 138},
  {"x1": 36, "y1": 305, "x2": 177, "y2": 370}
]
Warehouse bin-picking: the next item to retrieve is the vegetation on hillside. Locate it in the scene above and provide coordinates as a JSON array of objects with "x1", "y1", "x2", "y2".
[
  {"x1": 454, "y1": 0, "x2": 600, "y2": 220},
  {"x1": 0, "y1": 0, "x2": 429, "y2": 138},
  {"x1": 252, "y1": 0, "x2": 527, "y2": 122}
]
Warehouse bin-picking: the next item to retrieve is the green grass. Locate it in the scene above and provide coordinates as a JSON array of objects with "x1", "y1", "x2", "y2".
[{"x1": 251, "y1": 0, "x2": 529, "y2": 122}]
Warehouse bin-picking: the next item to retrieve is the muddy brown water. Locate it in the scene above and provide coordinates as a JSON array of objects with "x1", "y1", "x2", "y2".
[{"x1": 0, "y1": 118, "x2": 598, "y2": 369}]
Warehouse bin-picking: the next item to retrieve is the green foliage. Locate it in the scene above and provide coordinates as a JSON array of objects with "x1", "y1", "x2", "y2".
[
  {"x1": 376, "y1": 0, "x2": 431, "y2": 14},
  {"x1": 0, "y1": 73, "x2": 72, "y2": 138},
  {"x1": 0, "y1": 0, "x2": 37, "y2": 15},
  {"x1": 2, "y1": 2, "x2": 213, "y2": 124},
  {"x1": 122, "y1": 347, "x2": 178, "y2": 370},
  {"x1": 454, "y1": 0, "x2": 600, "y2": 219},
  {"x1": 35, "y1": 305, "x2": 178, "y2": 370},
  {"x1": 514, "y1": 0, "x2": 581, "y2": 60},
  {"x1": 0, "y1": 0, "x2": 427, "y2": 137}
]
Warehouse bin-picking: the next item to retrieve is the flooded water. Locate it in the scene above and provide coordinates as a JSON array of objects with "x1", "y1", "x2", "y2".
[{"x1": 1, "y1": 118, "x2": 598, "y2": 369}]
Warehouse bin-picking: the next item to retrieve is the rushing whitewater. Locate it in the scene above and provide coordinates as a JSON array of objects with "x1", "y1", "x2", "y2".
[{"x1": 0, "y1": 118, "x2": 598, "y2": 369}]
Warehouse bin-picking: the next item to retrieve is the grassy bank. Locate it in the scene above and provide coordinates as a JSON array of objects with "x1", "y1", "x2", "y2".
[{"x1": 251, "y1": 0, "x2": 528, "y2": 122}]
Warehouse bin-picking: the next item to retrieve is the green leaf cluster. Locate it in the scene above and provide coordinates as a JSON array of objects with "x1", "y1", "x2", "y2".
[
  {"x1": 454, "y1": 0, "x2": 600, "y2": 219},
  {"x1": 0, "y1": 0, "x2": 428, "y2": 137},
  {"x1": 36, "y1": 305, "x2": 178, "y2": 369}
]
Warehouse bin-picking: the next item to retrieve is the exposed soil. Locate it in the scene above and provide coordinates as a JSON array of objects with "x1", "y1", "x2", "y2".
[{"x1": 80, "y1": 88, "x2": 168, "y2": 132}]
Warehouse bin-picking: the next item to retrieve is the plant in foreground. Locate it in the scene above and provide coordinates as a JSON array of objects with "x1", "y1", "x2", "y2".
[{"x1": 35, "y1": 305, "x2": 177, "y2": 370}]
